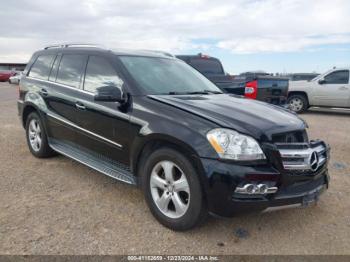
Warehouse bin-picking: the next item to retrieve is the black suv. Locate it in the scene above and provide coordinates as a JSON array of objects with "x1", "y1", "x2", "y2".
[{"x1": 18, "y1": 44, "x2": 330, "y2": 230}]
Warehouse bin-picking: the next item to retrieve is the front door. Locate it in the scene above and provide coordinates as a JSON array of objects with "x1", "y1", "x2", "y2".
[
  {"x1": 74, "y1": 55, "x2": 131, "y2": 165},
  {"x1": 312, "y1": 70, "x2": 350, "y2": 107}
]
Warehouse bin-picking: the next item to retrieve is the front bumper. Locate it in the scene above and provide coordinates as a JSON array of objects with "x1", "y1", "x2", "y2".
[{"x1": 199, "y1": 147, "x2": 330, "y2": 217}]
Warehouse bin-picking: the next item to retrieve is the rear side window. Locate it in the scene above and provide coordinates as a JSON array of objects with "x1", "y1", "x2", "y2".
[
  {"x1": 56, "y1": 54, "x2": 87, "y2": 88},
  {"x1": 84, "y1": 56, "x2": 124, "y2": 93},
  {"x1": 29, "y1": 55, "x2": 55, "y2": 80},
  {"x1": 324, "y1": 70, "x2": 349, "y2": 84}
]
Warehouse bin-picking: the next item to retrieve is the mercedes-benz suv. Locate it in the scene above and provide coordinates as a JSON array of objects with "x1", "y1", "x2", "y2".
[{"x1": 18, "y1": 44, "x2": 330, "y2": 230}]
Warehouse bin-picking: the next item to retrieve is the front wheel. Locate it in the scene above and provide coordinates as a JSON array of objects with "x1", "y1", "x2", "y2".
[{"x1": 141, "y1": 148, "x2": 207, "y2": 231}]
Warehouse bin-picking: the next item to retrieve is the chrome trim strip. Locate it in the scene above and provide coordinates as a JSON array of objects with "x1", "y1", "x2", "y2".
[
  {"x1": 47, "y1": 112, "x2": 123, "y2": 149},
  {"x1": 26, "y1": 76, "x2": 94, "y2": 96},
  {"x1": 278, "y1": 143, "x2": 327, "y2": 171},
  {"x1": 17, "y1": 100, "x2": 24, "y2": 104},
  {"x1": 279, "y1": 145, "x2": 324, "y2": 158},
  {"x1": 262, "y1": 203, "x2": 302, "y2": 213}
]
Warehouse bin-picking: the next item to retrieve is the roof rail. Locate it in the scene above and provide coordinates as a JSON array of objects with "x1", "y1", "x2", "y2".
[
  {"x1": 44, "y1": 43, "x2": 101, "y2": 50},
  {"x1": 141, "y1": 50, "x2": 174, "y2": 57}
]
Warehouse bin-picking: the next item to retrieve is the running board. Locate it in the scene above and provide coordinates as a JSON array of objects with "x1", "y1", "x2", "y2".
[{"x1": 49, "y1": 139, "x2": 137, "y2": 185}]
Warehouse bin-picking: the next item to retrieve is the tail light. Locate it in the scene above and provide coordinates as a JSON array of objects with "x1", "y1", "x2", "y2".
[{"x1": 245, "y1": 80, "x2": 257, "y2": 99}]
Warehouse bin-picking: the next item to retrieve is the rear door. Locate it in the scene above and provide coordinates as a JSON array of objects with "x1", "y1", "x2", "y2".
[
  {"x1": 313, "y1": 70, "x2": 350, "y2": 107},
  {"x1": 45, "y1": 53, "x2": 88, "y2": 145},
  {"x1": 73, "y1": 55, "x2": 131, "y2": 165}
]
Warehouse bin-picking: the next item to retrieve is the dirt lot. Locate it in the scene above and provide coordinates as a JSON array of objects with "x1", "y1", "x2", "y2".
[{"x1": 0, "y1": 82, "x2": 349, "y2": 255}]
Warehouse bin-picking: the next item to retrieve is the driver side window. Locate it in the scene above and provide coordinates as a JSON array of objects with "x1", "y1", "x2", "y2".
[
  {"x1": 84, "y1": 56, "x2": 124, "y2": 93},
  {"x1": 324, "y1": 70, "x2": 349, "y2": 84}
]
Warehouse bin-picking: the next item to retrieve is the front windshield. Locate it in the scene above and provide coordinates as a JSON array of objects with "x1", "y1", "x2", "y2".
[{"x1": 119, "y1": 56, "x2": 222, "y2": 95}]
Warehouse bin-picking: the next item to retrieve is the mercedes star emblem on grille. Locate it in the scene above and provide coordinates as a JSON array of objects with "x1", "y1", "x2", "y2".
[{"x1": 309, "y1": 151, "x2": 319, "y2": 171}]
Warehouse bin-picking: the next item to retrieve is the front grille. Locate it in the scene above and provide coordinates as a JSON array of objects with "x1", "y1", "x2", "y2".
[
  {"x1": 272, "y1": 130, "x2": 308, "y2": 143},
  {"x1": 276, "y1": 140, "x2": 328, "y2": 172}
]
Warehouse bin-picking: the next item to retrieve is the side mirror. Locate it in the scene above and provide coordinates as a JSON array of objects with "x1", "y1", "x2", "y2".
[
  {"x1": 318, "y1": 79, "x2": 326, "y2": 85},
  {"x1": 94, "y1": 86, "x2": 125, "y2": 103}
]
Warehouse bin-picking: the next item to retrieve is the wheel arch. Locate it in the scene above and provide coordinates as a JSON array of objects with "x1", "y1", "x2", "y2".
[
  {"x1": 288, "y1": 91, "x2": 309, "y2": 105},
  {"x1": 131, "y1": 134, "x2": 205, "y2": 181},
  {"x1": 22, "y1": 103, "x2": 40, "y2": 128}
]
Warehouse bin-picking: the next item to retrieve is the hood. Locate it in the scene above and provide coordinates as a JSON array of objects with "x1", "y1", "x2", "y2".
[{"x1": 149, "y1": 94, "x2": 306, "y2": 141}]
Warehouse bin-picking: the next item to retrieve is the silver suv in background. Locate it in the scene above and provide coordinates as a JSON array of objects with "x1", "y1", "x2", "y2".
[{"x1": 288, "y1": 68, "x2": 350, "y2": 113}]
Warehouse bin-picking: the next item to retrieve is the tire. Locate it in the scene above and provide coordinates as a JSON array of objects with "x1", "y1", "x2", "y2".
[
  {"x1": 25, "y1": 112, "x2": 55, "y2": 158},
  {"x1": 141, "y1": 147, "x2": 207, "y2": 231},
  {"x1": 287, "y1": 94, "x2": 308, "y2": 113}
]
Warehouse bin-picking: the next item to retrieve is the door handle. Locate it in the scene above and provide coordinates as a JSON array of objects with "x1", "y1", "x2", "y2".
[
  {"x1": 339, "y1": 86, "x2": 349, "y2": 90},
  {"x1": 75, "y1": 102, "x2": 86, "y2": 110},
  {"x1": 40, "y1": 88, "x2": 48, "y2": 96}
]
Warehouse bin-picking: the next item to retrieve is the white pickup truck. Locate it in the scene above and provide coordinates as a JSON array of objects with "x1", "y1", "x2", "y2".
[{"x1": 288, "y1": 68, "x2": 350, "y2": 113}]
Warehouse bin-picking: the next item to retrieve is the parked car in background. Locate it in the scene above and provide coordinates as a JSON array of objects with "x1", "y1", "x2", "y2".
[
  {"x1": 0, "y1": 70, "x2": 16, "y2": 82},
  {"x1": 288, "y1": 68, "x2": 350, "y2": 113},
  {"x1": 9, "y1": 71, "x2": 23, "y2": 84},
  {"x1": 176, "y1": 54, "x2": 289, "y2": 106},
  {"x1": 288, "y1": 73, "x2": 320, "y2": 82},
  {"x1": 18, "y1": 44, "x2": 330, "y2": 230}
]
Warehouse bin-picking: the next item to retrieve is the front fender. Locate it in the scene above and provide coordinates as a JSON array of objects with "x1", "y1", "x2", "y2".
[{"x1": 128, "y1": 97, "x2": 221, "y2": 173}]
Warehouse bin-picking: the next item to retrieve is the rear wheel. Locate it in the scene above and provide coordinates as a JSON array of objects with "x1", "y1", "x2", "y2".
[
  {"x1": 25, "y1": 112, "x2": 55, "y2": 158},
  {"x1": 288, "y1": 94, "x2": 308, "y2": 113},
  {"x1": 141, "y1": 148, "x2": 207, "y2": 231}
]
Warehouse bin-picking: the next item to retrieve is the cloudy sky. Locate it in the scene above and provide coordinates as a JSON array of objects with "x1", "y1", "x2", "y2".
[{"x1": 1, "y1": 0, "x2": 349, "y2": 74}]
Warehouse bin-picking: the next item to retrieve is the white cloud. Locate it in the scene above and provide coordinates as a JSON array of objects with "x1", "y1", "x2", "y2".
[
  {"x1": 0, "y1": 0, "x2": 350, "y2": 61},
  {"x1": 217, "y1": 34, "x2": 350, "y2": 54}
]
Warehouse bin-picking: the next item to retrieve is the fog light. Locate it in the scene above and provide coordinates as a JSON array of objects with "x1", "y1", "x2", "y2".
[
  {"x1": 234, "y1": 183, "x2": 278, "y2": 195},
  {"x1": 257, "y1": 184, "x2": 268, "y2": 194},
  {"x1": 245, "y1": 184, "x2": 255, "y2": 194}
]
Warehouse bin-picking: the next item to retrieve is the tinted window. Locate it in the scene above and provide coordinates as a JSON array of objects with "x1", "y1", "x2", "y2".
[
  {"x1": 29, "y1": 55, "x2": 55, "y2": 80},
  {"x1": 324, "y1": 70, "x2": 349, "y2": 84},
  {"x1": 84, "y1": 56, "x2": 124, "y2": 93},
  {"x1": 119, "y1": 56, "x2": 222, "y2": 95},
  {"x1": 189, "y1": 58, "x2": 224, "y2": 74},
  {"x1": 291, "y1": 74, "x2": 319, "y2": 81},
  {"x1": 49, "y1": 55, "x2": 61, "y2": 81},
  {"x1": 56, "y1": 54, "x2": 86, "y2": 88}
]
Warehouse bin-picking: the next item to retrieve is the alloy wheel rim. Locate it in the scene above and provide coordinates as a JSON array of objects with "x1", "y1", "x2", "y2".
[
  {"x1": 28, "y1": 119, "x2": 42, "y2": 152},
  {"x1": 289, "y1": 98, "x2": 303, "y2": 112},
  {"x1": 150, "y1": 160, "x2": 190, "y2": 219}
]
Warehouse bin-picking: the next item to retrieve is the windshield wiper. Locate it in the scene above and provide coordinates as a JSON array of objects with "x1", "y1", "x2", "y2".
[{"x1": 167, "y1": 90, "x2": 222, "y2": 95}]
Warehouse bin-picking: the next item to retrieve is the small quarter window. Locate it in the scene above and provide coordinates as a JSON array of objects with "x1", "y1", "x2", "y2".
[
  {"x1": 49, "y1": 55, "x2": 61, "y2": 81},
  {"x1": 28, "y1": 55, "x2": 55, "y2": 80}
]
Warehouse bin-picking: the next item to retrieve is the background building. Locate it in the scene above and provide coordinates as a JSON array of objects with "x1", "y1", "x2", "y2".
[{"x1": 0, "y1": 63, "x2": 27, "y2": 71}]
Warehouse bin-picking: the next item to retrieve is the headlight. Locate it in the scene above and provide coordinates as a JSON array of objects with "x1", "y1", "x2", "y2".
[{"x1": 206, "y1": 128, "x2": 266, "y2": 160}]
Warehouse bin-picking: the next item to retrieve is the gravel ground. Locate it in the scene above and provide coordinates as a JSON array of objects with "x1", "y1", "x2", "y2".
[{"x1": 0, "y1": 82, "x2": 349, "y2": 255}]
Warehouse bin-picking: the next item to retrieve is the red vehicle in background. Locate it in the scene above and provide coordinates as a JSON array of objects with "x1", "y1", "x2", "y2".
[
  {"x1": 0, "y1": 71, "x2": 16, "y2": 82},
  {"x1": 176, "y1": 54, "x2": 289, "y2": 106}
]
